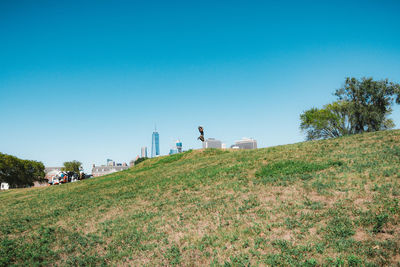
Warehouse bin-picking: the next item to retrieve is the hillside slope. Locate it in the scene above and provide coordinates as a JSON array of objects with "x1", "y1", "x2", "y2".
[{"x1": 1, "y1": 130, "x2": 400, "y2": 266}]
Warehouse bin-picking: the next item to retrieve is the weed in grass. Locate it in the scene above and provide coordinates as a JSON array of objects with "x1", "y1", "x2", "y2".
[
  {"x1": 264, "y1": 240, "x2": 316, "y2": 265},
  {"x1": 372, "y1": 213, "x2": 389, "y2": 233},
  {"x1": 382, "y1": 197, "x2": 399, "y2": 214},
  {"x1": 325, "y1": 256, "x2": 345, "y2": 266},
  {"x1": 312, "y1": 179, "x2": 337, "y2": 194},
  {"x1": 284, "y1": 217, "x2": 302, "y2": 230},
  {"x1": 164, "y1": 244, "x2": 181, "y2": 266},
  {"x1": 254, "y1": 237, "x2": 268, "y2": 249},
  {"x1": 303, "y1": 258, "x2": 318, "y2": 267},
  {"x1": 325, "y1": 216, "x2": 355, "y2": 239},
  {"x1": 347, "y1": 254, "x2": 363, "y2": 266},
  {"x1": 225, "y1": 253, "x2": 250, "y2": 266},
  {"x1": 315, "y1": 242, "x2": 325, "y2": 254},
  {"x1": 303, "y1": 198, "x2": 325, "y2": 210},
  {"x1": 200, "y1": 234, "x2": 218, "y2": 249},
  {"x1": 238, "y1": 196, "x2": 260, "y2": 213}
]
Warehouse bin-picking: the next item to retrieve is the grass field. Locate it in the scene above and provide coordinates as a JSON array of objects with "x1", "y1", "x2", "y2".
[{"x1": 1, "y1": 130, "x2": 399, "y2": 266}]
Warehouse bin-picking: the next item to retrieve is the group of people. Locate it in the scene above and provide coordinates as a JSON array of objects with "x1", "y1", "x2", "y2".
[{"x1": 49, "y1": 171, "x2": 85, "y2": 185}]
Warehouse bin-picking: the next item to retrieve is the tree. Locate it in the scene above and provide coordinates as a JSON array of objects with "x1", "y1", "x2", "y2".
[
  {"x1": 134, "y1": 157, "x2": 148, "y2": 165},
  {"x1": 62, "y1": 160, "x2": 82, "y2": 173},
  {"x1": 0, "y1": 153, "x2": 46, "y2": 188},
  {"x1": 335, "y1": 77, "x2": 400, "y2": 133},
  {"x1": 300, "y1": 77, "x2": 400, "y2": 140},
  {"x1": 300, "y1": 101, "x2": 354, "y2": 140}
]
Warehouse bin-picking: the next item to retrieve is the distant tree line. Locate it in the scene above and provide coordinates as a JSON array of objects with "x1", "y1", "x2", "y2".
[
  {"x1": 0, "y1": 153, "x2": 46, "y2": 188},
  {"x1": 300, "y1": 77, "x2": 400, "y2": 140}
]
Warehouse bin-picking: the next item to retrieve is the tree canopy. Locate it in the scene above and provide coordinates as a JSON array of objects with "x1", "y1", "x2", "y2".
[
  {"x1": 300, "y1": 101, "x2": 353, "y2": 140},
  {"x1": 62, "y1": 160, "x2": 82, "y2": 173},
  {"x1": 300, "y1": 77, "x2": 400, "y2": 140},
  {"x1": 0, "y1": 153, "x2": 46, "y2": 188}
]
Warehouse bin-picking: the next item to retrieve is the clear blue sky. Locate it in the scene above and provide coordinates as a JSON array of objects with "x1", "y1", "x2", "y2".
[{"x1": 1, "y1": 0, "x2": 400, "y2": 172}]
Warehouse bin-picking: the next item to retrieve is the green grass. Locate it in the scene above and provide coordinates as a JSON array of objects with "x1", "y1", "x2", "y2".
[
  {"x1": 1, "y1": 130, "x2": 400, "y2": 266},
  {"x1": 254, "y1": 160, "x2": 343, "y2": 185}
]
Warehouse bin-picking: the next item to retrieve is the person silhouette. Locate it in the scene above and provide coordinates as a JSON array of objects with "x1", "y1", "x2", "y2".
[{"x1": 198, "y1": 126, "x2": 205, "y2": 142}]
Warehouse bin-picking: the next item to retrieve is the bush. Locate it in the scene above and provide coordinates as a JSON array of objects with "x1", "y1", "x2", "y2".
[{"x1": 134, "y1": 157, "x2": 148, "y2": 165}]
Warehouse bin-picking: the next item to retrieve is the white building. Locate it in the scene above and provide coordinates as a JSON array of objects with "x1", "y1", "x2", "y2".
[
  {"x1": 203, "y1": 138, "x2": 222, "y2": 149},
  {"x1": 1, "y1": 183, "x2": 9, "y2": 190},
  {"x1": 141, "y1": 147, "x2": 148, "y2": 158},
  {"x1": 232, "y1": 138, "x2": 257, "y2": 149}
]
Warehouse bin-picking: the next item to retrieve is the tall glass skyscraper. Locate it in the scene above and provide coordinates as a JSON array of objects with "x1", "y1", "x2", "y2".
[{"x1": 151, "y1": 129, "x2": 160, "y2": 157}]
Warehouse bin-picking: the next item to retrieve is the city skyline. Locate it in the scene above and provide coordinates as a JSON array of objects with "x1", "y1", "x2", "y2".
[{"x1": 1, "y1": 1, "x2": 400, "y2": 172}]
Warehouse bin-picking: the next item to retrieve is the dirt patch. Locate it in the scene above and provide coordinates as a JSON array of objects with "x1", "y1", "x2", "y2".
[
  {"x1": 81, "y1": 206, "x2": 125, "y2": 234},
  {"x1": 308, "y1": 227, "x2": 317, "y2": 236},
  {"x1": 375, "y1": 232, "x2": 395, "y2": 241},
  {"x1": 353, "y1": 228, "x2": 369, "y2": 241}
]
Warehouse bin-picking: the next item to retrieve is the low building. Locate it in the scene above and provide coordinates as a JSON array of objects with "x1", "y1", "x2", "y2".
[
  {"x1": 231, "y1": 138, "x2": 257, "y2": 149},
  {"x1": 169, "y1": 149, "x2": 178, "y2": 155},
  {"x1": 169, "y1": 140, "x2": 182, "y2": 155},
  {"x1": 92, "y1": 164, "x2": 129, "y2": 177},
  {"x1": 203, "y1": 138, "x2": 222, "y2": 149}
]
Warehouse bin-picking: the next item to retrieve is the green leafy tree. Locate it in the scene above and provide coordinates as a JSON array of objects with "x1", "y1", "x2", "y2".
[
  {"x1": 300, "y1": 101, "x2": 354, "y2": 140},
  {"x1": 301, "y1": 77, "x2": 400, "y2": 140},
  {"x1": 62, "y1": 160, "x2": 82, "y2": 173},
  {"x1": 0, "y1": 153, "x2": 46, "y2": 188},
  {"x1": 335, "y1": 77, "x2": 400, "y2": 133}
]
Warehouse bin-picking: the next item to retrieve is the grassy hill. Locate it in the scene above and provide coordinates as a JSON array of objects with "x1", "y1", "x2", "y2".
[{"x1": 1, "y1": 130, "x2": 399, "y2": 266}]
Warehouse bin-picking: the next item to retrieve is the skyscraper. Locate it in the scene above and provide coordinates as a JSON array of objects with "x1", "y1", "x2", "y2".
[
  {"x1": 151, "y1": 128, "x2": 160, "y2": 157},
  {"x1": 141, "y1": 146, "x2": 148, "y2": 158}
]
